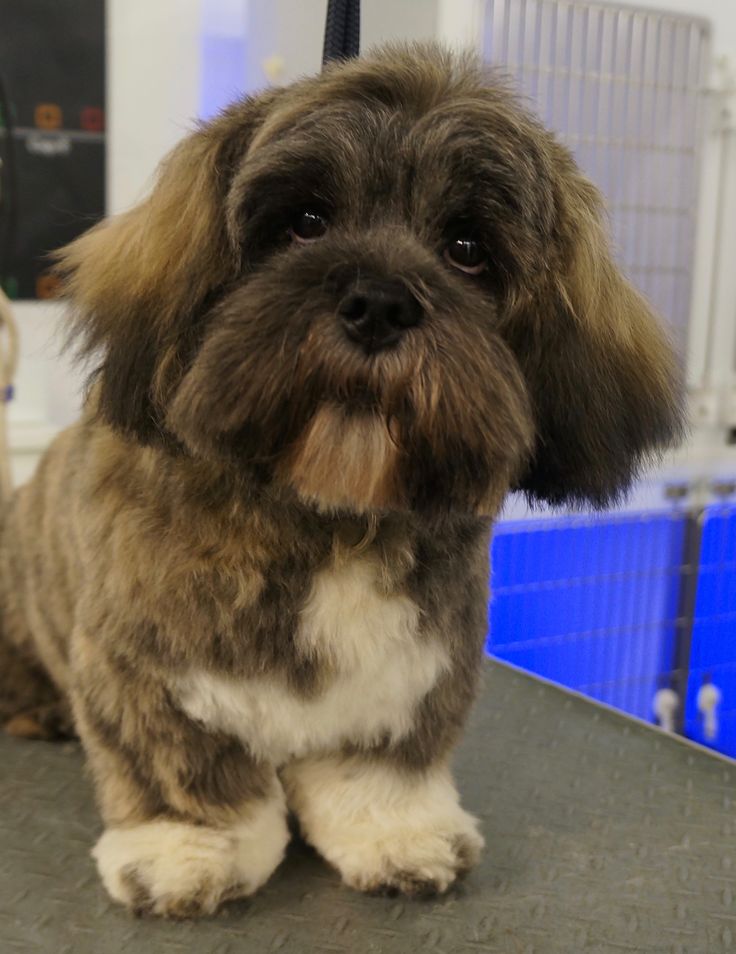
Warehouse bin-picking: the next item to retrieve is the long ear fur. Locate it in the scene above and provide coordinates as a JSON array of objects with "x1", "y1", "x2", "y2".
[
  {"x1": 55, "y1": 91, "x2": 281, "y2": 440},
  {"x1": 506, "y1": 147, "x2": 684, "y2": 507}
]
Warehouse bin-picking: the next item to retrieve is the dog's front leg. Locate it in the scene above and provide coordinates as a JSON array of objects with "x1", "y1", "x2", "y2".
[
  {"x1": 71, "y1": 641, "x2": 289, "y2": 918},
  {"x1": 282, "y1": 753, "x2": 483, "y2": 897}
]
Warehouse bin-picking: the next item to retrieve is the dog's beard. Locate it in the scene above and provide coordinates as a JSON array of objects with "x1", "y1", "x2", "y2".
[
  {"x1": 282, "y1": 407, "x2": 401, "y2": 512},
  {"x1": 166, "y1": 263, "x2": 534, "y2": 517}
]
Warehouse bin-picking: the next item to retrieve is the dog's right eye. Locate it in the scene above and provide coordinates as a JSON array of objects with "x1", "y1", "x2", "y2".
[
  {"x1": 289, "y1": 210, "x2": 329, "y2": 243},
  {"x1": 444, "y1": 237, "x2": 487, "y2": 275}
]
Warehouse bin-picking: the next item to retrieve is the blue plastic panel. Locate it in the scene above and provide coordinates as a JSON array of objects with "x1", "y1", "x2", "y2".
[
  {"x1": 684, "y1": 505, "x2": 736, "y2": 757},
  {"x1": 488, "y1": 513, "x2": 686, "y2": 723}
]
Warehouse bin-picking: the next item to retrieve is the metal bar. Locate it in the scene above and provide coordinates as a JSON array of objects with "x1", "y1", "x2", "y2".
[{"x1": 671, "y1": 509, "x2": 705, "y2": 734}]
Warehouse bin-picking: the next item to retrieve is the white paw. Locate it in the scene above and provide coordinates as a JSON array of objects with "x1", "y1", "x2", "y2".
[
  {"x1": 93, "y1": 798, "x2": 289, "y2": 917},
  {"x1": 330, "y1": 810, "x2": 484, "y2": 897},
  {"x1": 284, "y1": 757, "x2": 484, "y2": 897}
]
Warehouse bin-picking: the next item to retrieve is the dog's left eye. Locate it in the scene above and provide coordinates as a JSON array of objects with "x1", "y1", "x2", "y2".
[
  {"x1": 444, "y1": 238, "x2": 487, "y2": 275},
  {"x1": 289, "y1": 210, "x2": 329, "y2": 243}
]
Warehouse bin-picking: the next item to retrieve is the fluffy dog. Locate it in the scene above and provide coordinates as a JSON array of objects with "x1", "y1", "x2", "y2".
[{"x1": 0, "y1": 45, "x2": 682, "y2": 916}]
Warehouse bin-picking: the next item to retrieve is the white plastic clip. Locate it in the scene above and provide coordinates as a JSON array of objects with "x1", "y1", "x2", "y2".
[
  {"x1": 697, "y1": 681, "x2": 722, "y2": 742},
  {"x1": 653, "y1": 688, "x2": 680, "y2": 733}
]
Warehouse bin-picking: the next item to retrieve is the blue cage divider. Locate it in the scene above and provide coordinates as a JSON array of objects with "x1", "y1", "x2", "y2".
[
  {"x1": 488, "y1": 512, "x2": 687, "y2": 724},
  {"x1": 488, "y1": 504, "x2": 736, "y2": 759},
  {"x1": 684, "y1": 505, "x2": 736, "y2": 756}
]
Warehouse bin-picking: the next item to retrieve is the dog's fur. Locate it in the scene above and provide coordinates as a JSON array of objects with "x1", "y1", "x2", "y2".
[{"x1": 0, "y1": 46, "x2": 682, "y2": 916}]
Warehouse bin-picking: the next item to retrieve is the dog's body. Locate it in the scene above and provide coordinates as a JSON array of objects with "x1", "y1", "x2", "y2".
[
  {"x1": 1, "y1": 417, "x2": 489, "y2": 909},
  {"x1": 0, "y1": 46, "x2": 681, "y2": 917}
]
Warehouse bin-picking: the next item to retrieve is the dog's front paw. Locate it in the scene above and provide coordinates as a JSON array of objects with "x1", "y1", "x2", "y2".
[
  {"x1": 94, "y1": 823, "x2": 240, "y2": 918},
  {"x1": 284, "y1": 757, "x2": 484, "y2": 899},
  {"x1": 93, "y1": 805, "x2": 289, "y2": 918},
  {"x1": 332, "y1": 810, "x2": 484, "y2": 897}
]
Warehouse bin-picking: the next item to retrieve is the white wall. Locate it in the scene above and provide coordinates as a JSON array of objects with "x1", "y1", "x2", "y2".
[{"x1": 108, "y1": 0, "x2": 202, "y2": 213}]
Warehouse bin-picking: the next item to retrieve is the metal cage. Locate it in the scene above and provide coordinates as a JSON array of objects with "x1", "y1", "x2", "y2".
[{"x1": 482, "y1": 0, "x2": 711, "y2": 359}]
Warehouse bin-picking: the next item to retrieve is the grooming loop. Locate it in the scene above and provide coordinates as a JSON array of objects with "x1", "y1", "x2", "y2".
[{"x1": 322, "y1": 0, "x2": 361, "y2": 66}]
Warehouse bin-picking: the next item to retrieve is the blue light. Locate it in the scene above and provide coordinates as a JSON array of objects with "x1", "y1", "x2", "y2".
[{"x1": 200, "y1": 0, "x2": 249, "y2": 120}]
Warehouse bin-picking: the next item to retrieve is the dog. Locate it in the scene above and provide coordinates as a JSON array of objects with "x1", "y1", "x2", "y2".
[{"x1": 0, "y1": 45, "x2": 682, "y2": 917}]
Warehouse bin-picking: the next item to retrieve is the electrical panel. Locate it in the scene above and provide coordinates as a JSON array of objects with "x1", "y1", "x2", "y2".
[{"x1": 0, "y1": 0, "x2": 105, "y2": 300}]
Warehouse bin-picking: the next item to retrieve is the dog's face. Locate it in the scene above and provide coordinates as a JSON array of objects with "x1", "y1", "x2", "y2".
[{"x1": 59, "y1": 46, "x2": 682, "y2": 515}]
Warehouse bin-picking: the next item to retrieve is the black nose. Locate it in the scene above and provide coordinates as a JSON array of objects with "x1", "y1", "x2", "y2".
[{"x1": 338, "y1": 280, "x2": 422, "y2": 353}]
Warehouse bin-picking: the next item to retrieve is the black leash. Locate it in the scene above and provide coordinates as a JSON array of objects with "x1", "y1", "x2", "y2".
[{"x1": 322, "y1": 0, "x2": 361, "y2": 66}]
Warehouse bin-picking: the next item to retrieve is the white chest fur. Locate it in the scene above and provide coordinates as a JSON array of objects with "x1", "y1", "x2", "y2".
[{"x1": 172, "y1": 554, "x2": 449, "y2": 765}]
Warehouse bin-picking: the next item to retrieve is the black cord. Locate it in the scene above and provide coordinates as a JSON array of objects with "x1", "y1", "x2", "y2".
[
  {"x1": 322, "y1": 0, "x2": 361, "y2": 66},
  {"x1": 0, "y1": 71, "x2": 17, "y2": 291}
]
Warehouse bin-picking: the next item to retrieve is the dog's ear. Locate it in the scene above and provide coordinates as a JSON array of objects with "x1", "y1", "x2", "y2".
[
  {"x1": 55, "y1": 91, "x2": 281, "y2": 441},
  {"x1": 505, "y1": 147, "x2": 684, "y2": 507}
]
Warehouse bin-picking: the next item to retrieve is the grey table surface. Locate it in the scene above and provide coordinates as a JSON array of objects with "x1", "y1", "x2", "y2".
[{"x1": 1, "y1": 660, "x2": 734, "y2": 954}]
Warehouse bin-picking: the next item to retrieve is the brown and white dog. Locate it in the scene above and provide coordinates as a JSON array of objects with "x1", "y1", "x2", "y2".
[{"x1": 0, "y1": 45, "x2": 682, "y2": 917}]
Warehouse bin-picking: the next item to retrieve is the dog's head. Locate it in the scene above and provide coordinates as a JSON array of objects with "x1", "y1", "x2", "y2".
[{"x1": 58, "y1": 45, "x2": 682, "y2": 516}]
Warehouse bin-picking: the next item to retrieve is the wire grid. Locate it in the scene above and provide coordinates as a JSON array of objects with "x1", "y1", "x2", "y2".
[
  {"x1": 488, "y1": 503, "x2": 736, "y2": 757},
  {"x1": 482, "y1": 0, "x2": 711, "y2": 358}
]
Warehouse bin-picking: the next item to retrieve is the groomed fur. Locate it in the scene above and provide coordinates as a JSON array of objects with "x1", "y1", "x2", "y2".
[
  {"x1": 56, "y1": 46, "x2": 681, "y2": 509},
  {"x1": 0, "y1": 44, "x2": 682, "y2": 916}
]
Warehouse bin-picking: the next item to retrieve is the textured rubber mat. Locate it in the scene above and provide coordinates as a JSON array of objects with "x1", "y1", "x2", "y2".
[{"x1": 1, "y1": 661, "x2": 733, "y2": 954}]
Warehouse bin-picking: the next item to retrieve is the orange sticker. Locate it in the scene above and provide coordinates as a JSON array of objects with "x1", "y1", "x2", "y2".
[
  {"x1": 80, "y1": 106, "x2": 105, "y2": 132},
  {"x1": 34, "y1": 103, "x2": 63, "y2": 130}
]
